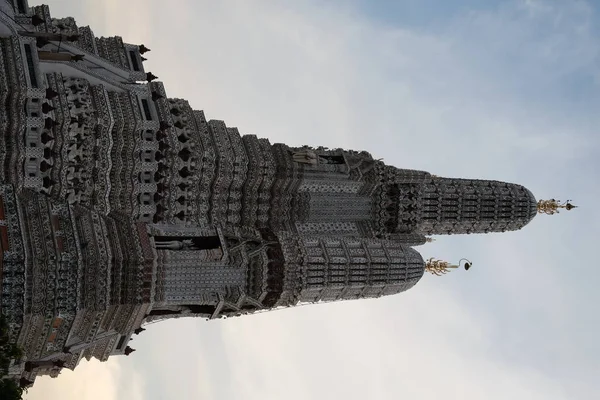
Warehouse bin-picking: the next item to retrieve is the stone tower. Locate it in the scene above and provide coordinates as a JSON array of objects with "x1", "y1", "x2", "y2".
[{"x1": 0, "y1": 0, "x2": 572, "y2": 387}]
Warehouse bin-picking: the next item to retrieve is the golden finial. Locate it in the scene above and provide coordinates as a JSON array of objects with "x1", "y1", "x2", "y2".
[
  {"x1": 425, "y1": 258, "x2": 472, "y2": 276},
  {"x1": 537, "y1": 199, "x2": 577, "y2": 215}
]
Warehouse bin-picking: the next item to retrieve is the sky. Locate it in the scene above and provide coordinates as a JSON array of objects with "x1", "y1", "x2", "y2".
[{"x1": 20, "y1": 0, "x2": 600, "y2": 399}]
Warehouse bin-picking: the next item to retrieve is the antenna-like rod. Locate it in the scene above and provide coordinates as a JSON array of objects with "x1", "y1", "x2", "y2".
[
  {"x1": 537, "y1": 199, "x2": 577, "y2": 215},
  {"x1": 425, "y1": 258, "x2": 472, "y2": 276}
]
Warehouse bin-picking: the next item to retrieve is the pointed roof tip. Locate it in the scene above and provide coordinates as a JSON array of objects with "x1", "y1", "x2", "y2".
[
  {"x1": 146, "y1": 72, "x2": 158, "y2": 82},
  {"x1": 537, "y1": 199, "x2": 578, "y2": 215}
]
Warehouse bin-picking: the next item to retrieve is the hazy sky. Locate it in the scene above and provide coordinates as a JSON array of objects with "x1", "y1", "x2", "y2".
[{"x1": 22, "y1": 0, "x2": 600, "y2": 399}]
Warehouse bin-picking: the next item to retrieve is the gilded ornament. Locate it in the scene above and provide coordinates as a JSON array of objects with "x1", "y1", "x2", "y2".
[{"x1": 537, "y1": 199, "x2": 577, "y2": 215}]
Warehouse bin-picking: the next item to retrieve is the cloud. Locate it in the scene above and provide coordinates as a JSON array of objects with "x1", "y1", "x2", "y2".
[
  {"x1": 121, "y1": 319, "x2": 232, "y2": 400},
  {"x1": 218, "y1": 287, "x2": 572, "y2": 400}
]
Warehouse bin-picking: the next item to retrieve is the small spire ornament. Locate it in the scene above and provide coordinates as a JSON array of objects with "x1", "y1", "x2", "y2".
[
  {"x1": 537, "y1": 199, "x2": 577, "y2": 215},
  {"x1": 425, "y1": 258, "x2": 472, "y2": 276}
]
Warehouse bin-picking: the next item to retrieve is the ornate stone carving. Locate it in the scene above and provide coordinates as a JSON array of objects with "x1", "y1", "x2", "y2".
[{"x1": 0, "y1": 4, "x2": 562, "y2": 386}]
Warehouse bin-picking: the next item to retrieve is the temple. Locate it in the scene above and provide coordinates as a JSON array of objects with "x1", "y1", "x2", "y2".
[{"x1": 0, "y1": 0, "x2": 573, "y2": 387}]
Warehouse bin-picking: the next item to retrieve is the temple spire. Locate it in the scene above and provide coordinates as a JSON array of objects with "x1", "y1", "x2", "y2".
[{"x1": 537, "y1": 199, "x2": 577, "y2": 215}]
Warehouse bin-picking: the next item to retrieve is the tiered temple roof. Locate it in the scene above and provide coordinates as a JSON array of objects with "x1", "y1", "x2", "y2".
[{"x1": 0, "y1": 0, "x2": 567, "y2": 388}]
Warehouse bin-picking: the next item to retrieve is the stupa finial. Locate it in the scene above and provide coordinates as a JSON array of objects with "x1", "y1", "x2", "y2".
[
  {"x1": 425, "y1": 258, "x2": 472, "y2": 276},
  {"x1": 537, "y1": 199, "x2": 577, "y2": 215}
]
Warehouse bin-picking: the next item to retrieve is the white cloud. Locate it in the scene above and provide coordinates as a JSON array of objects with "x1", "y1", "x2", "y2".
[
  {"x1": 218, "y1": 288, "x2": 572, "y2": 400},
  {"x1": 25, "y1": 358, "x2": 123, "y2": 400}
]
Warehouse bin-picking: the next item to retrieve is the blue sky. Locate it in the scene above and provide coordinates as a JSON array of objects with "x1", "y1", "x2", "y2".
[
  {"x1": 20, "y1": 0, "x2": 600, "y2": 399},
  {"x1": 357, "y1": 0, "x2": 507, "y2": 28}
]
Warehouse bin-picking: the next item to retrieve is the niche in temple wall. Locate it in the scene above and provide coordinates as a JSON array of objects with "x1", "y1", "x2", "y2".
[
  {"x1": 24, "y1": 98, "x2": 42, "y2": 119},
  {"x1": 146, "y1": 297, "x2": 219, "y2": 319},
  {"x1": 154, "y1": 236, "x2": 220, "y2": 251},
  {"x1": 289, "y1": 148, "x2": 349, "y2": 173},
  {"x1": 286, "y1": 146, "x2": 383, "y2": 182},
  {"x1": 147, "y1": 224, "x2": 226, "y2": 262}
]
